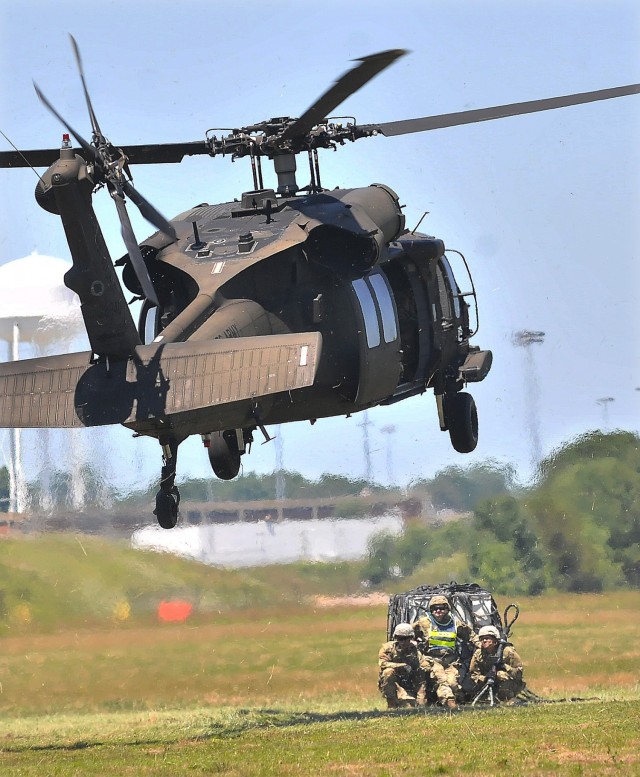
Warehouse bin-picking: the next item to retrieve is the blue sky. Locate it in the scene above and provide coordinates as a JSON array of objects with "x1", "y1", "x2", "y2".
[{"x1": 0, "y1": 1, "x2": 639, "y2": 494}]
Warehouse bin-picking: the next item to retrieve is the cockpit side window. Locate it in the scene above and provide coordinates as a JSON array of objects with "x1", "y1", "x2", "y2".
[
  {"x1": 369, "y1": 272, "x2": 398, "y2": 344},
  {"x1": 439, "y1": 257, "x2": 461, "y2": 319},
  {"x1": 352, "y1": 278, "x2": 381, "y2": 348}
]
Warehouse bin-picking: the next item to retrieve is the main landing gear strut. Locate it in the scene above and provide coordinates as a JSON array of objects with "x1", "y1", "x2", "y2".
[{"x1": 154, "y1": 437, "x2": 181, "y2": 529}]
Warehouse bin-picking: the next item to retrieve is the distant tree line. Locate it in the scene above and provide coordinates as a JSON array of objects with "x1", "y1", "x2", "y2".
[
  {"x1": 121, "y1": 470, "x2": 390, "y2": 505},
  {"x1": 363, "y1": 431, "x2": 640, "y2": 595},
  {"x1": 17, "y1": 466, "x2": 390, "y2": 512}
]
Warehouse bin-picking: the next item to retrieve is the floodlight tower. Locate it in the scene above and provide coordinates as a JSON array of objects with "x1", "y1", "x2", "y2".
[
  {"x1": 513, "y1": 329, "x2": 546, "y2": 473},
  {"x1": 381, "y1": 424, "x2": 397, "y2": 486},
  {"x1": 596, "y1": 397, "x2": 615, "y2": 431},
  {"x1": 0, "y1": 253, "x2": 83, "y2": 513}
]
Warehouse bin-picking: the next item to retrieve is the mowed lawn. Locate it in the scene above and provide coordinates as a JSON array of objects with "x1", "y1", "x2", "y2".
[{"x1": 0, "y1": 591, "x2": 638, "y2": 775}]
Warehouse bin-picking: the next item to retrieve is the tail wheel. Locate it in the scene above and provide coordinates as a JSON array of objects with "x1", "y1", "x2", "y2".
[
  {"x1": 445, "y1": 392, "x2": 478, "y2": 453},
  {"x1": 208, "y1": 430, "x2": 242, "y2": 480},
  {"x1": 155, "y1": 488, "x2": 179, "y2": 529}
]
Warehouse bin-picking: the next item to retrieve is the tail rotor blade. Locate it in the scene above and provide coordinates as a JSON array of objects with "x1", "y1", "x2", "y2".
[
  {"x1": 35, "y1": 73, "x2": 176, "y2": 244},
  {"x1": 112, "y1": 192, "x2": 159, "y2": 307},
  {"x1": 33, "y1": 81, "x2": 97, "y2": 163},
  {"x1": 69, "y1": 34, "x2": 103, "y2": 140},
  {"x1": 121, "y1": 178, "x2": 177, "y2": 240}
]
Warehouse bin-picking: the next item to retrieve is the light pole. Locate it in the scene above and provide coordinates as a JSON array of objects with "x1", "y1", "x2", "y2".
[
  {"x1": 596, "y1": 397, "x2": 615, "y2": 431},
  {"x1": 513, "y1": 329, "x2": 546, "y2": 472},
  {"x1": 358, "y1": 411, "x2": 373, "y2": 484}
]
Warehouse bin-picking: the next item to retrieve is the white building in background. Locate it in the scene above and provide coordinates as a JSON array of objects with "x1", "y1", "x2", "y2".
[
  {"x1": 132, "y1": 513, "x2": 403, "y2": 568},
  {"x1": 0, "y1": 253, "x2": 85, "y2": 512}
]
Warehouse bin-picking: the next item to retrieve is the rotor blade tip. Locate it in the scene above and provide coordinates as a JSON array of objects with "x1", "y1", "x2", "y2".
[{"x1": 354, "y1": 48, "x2": 409, "y2": 64}]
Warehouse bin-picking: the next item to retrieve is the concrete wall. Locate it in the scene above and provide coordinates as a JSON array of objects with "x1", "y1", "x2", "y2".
[{"x1": 132, "y1": 513, "x2": 404, "y2": 568}]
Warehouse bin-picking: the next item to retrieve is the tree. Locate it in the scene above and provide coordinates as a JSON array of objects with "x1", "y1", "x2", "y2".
[
  {"x1": 425, "y1": 461, "x2": 515, "y2": 512},
  {"x1": 532, "y1": 431, "x2": 639, "y2": 589},
  {"x1": 538, "y1": 430, "x2": 639, "y2": 481},
  {"x1": 363, "y1": 532, "x2": 399, "y2": 585}
]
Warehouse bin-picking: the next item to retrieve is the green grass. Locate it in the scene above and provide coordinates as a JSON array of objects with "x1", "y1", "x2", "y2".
[
  {"x1": 0, "y1": 701, "x2": 638, "y2": 775},
  {"x1": 1, "y1": 536, "x2": 639, "y2": 775}
]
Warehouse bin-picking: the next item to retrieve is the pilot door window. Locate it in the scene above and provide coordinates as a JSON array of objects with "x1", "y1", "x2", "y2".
[{"x1": 352, "y1": 274, "x2": 398, "y2": 349}]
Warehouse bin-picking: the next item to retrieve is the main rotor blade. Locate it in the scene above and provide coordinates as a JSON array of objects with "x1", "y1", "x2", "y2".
[
  {"x1": 0, "y1": 141, "x2": 211, "y2": 169},
  {"x1": 118, "y1": 141, "x2": 212, "y2": 165},
  {"x1": 69, "y1": 34, "x2": 103, "y2": 140},
  {"x1": 0, "y1": 147, "x2": 61, "y2": 169},
  {"x1": 112, "y1": 192, "x2": 159, "y2": 307},
  {"x1": 363, "y1": 83, "x2": 640, "y2": 137},
  {"x1": 121, "y1": 178, "x2": 177, "y2": 240},
  {"x1": 280, "y1": 49, "x2": 407, "y2": 141}
]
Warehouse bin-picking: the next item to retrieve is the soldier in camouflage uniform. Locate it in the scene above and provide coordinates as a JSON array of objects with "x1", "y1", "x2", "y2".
[
  {"x1": 470, "y1": 625, "x2": 525, "y2": 702},
  {"x1": 412, "y1": 594, "x2": 477, "y2": 710},
  {"x1": 378, "y1": 623, "x2": 426, "y2": 709}
]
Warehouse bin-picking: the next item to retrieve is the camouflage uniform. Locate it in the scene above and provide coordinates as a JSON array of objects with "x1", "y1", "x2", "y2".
[
  {"x1": 470, "y1": 643, "x2": 524, "y2": 701},
  {"x1": 378, "y1": 638, "x2": 426, "y2": 708},
  {"x1": 413, "y1": 614, "x2": 477, "y2": 704}
]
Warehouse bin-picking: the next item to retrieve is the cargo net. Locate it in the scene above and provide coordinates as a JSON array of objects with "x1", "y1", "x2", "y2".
[
  {"x1": 386, "y1": 581, "x2": 502, "y2": 641},
  {"x1": 387, "y1": 581, "x2": 546, "y2": 705},
  {"x1": 387, "y1": 581, "x2": 503, "y2": 699}
]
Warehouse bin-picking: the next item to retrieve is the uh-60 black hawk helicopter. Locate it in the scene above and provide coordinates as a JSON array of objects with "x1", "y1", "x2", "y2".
[{"x1": 0, "y1": 42, "x2": 638, "y2": 528}]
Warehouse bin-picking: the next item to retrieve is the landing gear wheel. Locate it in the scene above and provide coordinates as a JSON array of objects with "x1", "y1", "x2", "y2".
[
  {"x1": 154, "y1": 488, "x2": 180, "y2": 529},
  {"x1": 445, "y1": 391, "x2": 478, "y2": 453},
  {"x1": 208, "y1": 430, "x2": 241, "y2": 480}
]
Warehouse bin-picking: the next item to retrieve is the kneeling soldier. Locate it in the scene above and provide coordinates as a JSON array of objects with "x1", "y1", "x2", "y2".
[
  {"x1": 378, "y1": 623, "x2": 425, "y2": 709},
  {"x1": 470, "y1": 625, "x2": 525, "y2": 703}
]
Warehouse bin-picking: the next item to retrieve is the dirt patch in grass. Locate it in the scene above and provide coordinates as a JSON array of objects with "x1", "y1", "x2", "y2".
[
  {"x1": 312, "y1": 594, "x2": 389, "y2": 608},
  {"x1": 550, "y1": 747, "x2": 638, "y2": 765}
]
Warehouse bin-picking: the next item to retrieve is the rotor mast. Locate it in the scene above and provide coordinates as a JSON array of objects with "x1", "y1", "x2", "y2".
[{"x1": 273, "y1": 153, "x2": 298, "y2": 195}]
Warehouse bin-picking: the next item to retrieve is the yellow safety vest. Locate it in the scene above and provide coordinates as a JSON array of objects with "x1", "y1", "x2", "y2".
[{"x1": 426, "y1": 615, "x2": 457, "y2": 656}]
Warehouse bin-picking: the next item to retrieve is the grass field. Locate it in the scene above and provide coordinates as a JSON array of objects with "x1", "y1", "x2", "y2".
[{"x1": 0, "y1": 588, "x2": 639, "y2": 775}]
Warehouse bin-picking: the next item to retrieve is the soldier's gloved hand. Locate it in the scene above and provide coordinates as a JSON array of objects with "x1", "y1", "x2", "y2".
[{"x1": 496, "y1": 670, "x2": 510, "y2": 682}]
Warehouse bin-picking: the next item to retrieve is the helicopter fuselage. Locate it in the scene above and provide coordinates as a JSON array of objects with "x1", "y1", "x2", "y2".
[{"x1": 117, "y1": 182, "x2": 490, "y2": 441}]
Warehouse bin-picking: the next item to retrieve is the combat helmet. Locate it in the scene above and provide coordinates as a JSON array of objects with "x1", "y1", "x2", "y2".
[
  {"x1": 393, "y1": 623, "x2": 414, "y2": 639},
  {"x1": 478, "y1": 625, "x2": 500, "y2": 640},
  {"x1": 428, "y1": 594, "x2": 450, "y2": 609}
]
